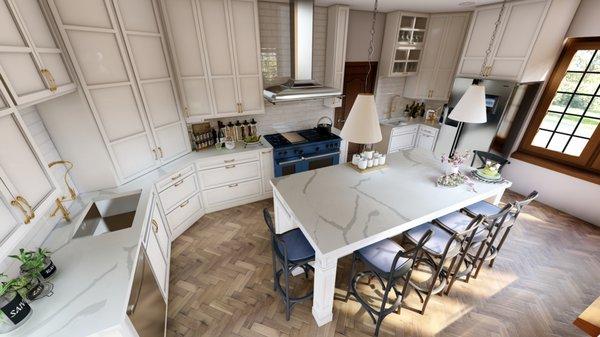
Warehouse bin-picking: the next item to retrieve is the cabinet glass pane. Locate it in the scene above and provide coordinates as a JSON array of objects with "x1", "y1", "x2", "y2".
[
  {"x1": 13, "y1": 0, "x2": 57, "y2": 49},
  {"x1": 408, "y1": 49, "x2": 420, "y2": 61},
  {"x1": 165, "y1": 0, "x2": 205, "y2": 77},
  {"x1": 398, "y1": 30, "x2": 411, "y2": 43},
  {"x1": 90, "y1": 85, "x2": 145, "y2": 142},
  {"x1": 394, "y1": 49, "x2": 407, "y2": 61},
  {"x1": 116, "y1": 0, "x2": 159, "y2": 33},
  {"x1": 393, "y1": 62, "x2": 406, "y2": 74},
  {"x1": 53, "y1": 0, "x2": 112, "y2": 29},
  {"x1": 400, "y1": 16, "x2": 413, "y2": 29},
  {"x1": 406, "y1": 62, "x2": 418, "y2": 73},
  {"x1": 142, "y1": 81, "x2": 180, "y2": 128},
  {"x1": 415, "y1": 17, "x2": 427, "y2": 30},
  {"x1": 412, "y1": 31, "x2": 425, "y2": 44},
  {"x1": 128, "y1": 35, "x2": 169, "y2": 80},
  {"x1": 0, "y1": 53, "x2": 45, "y2": 95},
  {"x1": 0, "y1": 0, "x2": 26, "y2": 47}
]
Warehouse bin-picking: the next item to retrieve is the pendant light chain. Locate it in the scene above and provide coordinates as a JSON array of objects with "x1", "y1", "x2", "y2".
[
  {"x1": 481, "y1": 0, "x2": 507, "y2": 78},
  {"x1": 365, "y1": 0, "x2": 378, "y2": 92}
]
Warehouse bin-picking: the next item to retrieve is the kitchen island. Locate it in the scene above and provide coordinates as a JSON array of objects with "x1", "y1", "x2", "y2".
[{"x1": 271, "y1": 149, "x2": 511, "y2": 326}]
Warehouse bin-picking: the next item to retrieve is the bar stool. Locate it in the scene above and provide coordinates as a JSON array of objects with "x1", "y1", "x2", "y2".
[
  {"x1": 345, "y1": 230, "x2": 432, "y2": 336},
  {"x1": 471, "y1": 150, "x2": 511, "y2": 172},
  {"x1": 263, "y1": 208, "x2": 315, "y2": 320},
  {"x1": 435, "y1": 204, "x2": 512, "y2": 285},
  {"x1": 463, "y1": 191, "x2": 539, "y2": 269},
  {"x1": 402, "y1": 215, "x2": 485, "y2": 314}
]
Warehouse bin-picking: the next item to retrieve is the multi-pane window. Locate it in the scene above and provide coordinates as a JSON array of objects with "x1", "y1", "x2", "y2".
[
  {"x1": 519, "y1": 37, "x2": 600, "y2": 181},
  {"x1": 531, "y1": 49, "x2": 600, "y2": 156}
]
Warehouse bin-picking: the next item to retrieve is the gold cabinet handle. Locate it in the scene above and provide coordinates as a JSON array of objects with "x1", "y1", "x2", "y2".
[
  {"x1": 11, "y1": 197, "x2": 32, "y2": 224},
  {"x1": 228, "y1": 183, "x2": 238, "y2": 188},
  {"x1": 40, "y1": 69, "x2": 57, "y2": 92},
  {"x1": 184, "y1": 107, "x2": 190, "y2": 118},
  {"x1": 225, "y1": 164, "x2": 236, "y2": 169},
  {"x1": 173, "y1": 179, "x2": 184, "y2": 187},
  {"x1": 152, "y1": 149, "x2": 158, "y2": 160},
  {"x1": 17, "y1": 196, "x2": 34, "y2": 220},
  {"x1": 261, "y1": 150, "x2": 272, "y2": 154},
  {"x1": 158, "y1": 147, "x2": 164, "y2": 158},
  {"x1": 151, "y1": 219, "x2": 159, "y2": 233},
  {"x1": 179, "y1": 200, "x2": 189, "y2": 208},
  {"x1": 224, "y1": 159, "x2": 235, "y2": 163},
  {"x1": 171, "y1": 173, "x2": 182, "y2": 181}
]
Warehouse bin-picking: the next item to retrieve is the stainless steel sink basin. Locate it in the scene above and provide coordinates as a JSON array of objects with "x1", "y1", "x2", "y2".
[{"x1": 73, "y1": 193, "x2": 141, "y2": 239}]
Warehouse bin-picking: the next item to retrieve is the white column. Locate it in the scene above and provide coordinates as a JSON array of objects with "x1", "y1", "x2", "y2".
[
  {"x1": 273, "y1": 191, "x2": 297, "y2": 234},
  {"x1": 312, "y1": 252, "x2": 338, "y2": 326}
]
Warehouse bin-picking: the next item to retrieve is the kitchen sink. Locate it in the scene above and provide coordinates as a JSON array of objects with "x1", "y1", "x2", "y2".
[{"x1": 72, "y1": 192, "x2": 141, "y2": 239}]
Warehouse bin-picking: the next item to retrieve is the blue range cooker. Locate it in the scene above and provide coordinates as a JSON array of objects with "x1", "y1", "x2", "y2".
[{"x1": 264, "y1": 129, "x2": 341, "y2": 177}]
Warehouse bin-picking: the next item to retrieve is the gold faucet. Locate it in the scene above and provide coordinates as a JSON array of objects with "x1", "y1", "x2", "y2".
[
  {"x1": 50, "y1": 198, "x2": 71, "y2": 222},
  {"x1": 48, "y1": 160, "x2": 77, "y2": 222}
]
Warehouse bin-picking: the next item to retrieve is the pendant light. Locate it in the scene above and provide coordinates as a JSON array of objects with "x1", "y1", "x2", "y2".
[
  {"x1": 448, "y1": 0, "x2": 507, "y2": 124},
  {"x1": 340, "y1": 0, "x2": 382, "y2": 146}
]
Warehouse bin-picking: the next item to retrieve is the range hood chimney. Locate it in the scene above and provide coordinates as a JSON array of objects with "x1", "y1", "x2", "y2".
[{"x1": 263, "y1": 0, "x2": 342, "y2": 104}]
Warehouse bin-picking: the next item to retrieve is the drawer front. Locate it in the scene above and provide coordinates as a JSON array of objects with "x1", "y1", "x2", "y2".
[
  {"x1": 166, "y1": 193, "x2": 202, "y2": 231},
  {"x1": 145, "y1": 225, "x2": 168, "y2": 295},
  {"x1": 419, "y1": 125, "x2": 438, "y2": 137},
  {"x1": 156, "y1": 164, "x2": 195, "y2": 191},
  {"x1": 159, "y1": 173, "x2": 199, "y2": 212},
  {"x1": 198, "y1": 161, "x2": 260, "y2": 190},
  {"x1": 392, "y1": 124, "x2": 419, "y2": 136},
  {"x1": 150, "y1": 200, "x2": 170, "y2": 258},
  {"x1": 204, "y1": 179, "x2": 261, "y2": 208},
  {"x1": 196, "y1": 151, "x2": 259, "y2": 170},
  {"x1": 390, "y1": 133, "x2": 417, "y2": 151}
]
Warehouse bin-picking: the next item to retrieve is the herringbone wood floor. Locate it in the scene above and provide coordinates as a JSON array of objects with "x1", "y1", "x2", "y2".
[{"x1": 167, "y1": 191, "x2": 600, "y2": 337}]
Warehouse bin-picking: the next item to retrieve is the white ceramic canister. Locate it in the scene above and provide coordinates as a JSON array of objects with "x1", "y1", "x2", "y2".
[
  {"x1": 357, "y1": 159, "x2": 368, "y2": 170},
  {"x1": 352, "y1": 154, "x2": 361, "y2": 166},
  {"x1": 379, "y1": 154, "x2": 386, "y2": 165},
  {"x1": 367, "y1": 159, "x2": 374, "y2": 168}
]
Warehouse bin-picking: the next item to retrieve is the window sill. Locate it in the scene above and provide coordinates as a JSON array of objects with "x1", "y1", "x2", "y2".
[{"x1": 511, "y1": 151, "x2": 600, "y2": 185}]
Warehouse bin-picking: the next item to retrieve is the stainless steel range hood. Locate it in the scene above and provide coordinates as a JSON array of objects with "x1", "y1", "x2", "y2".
[{"x1": 263, "y1": 0, "x2": 342, "y2": 104}]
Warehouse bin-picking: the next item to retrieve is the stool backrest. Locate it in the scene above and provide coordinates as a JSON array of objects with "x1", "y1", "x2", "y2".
[
  {"x1": 390, "y1": 229, "x2": 433, "y2": 276},
  {"x1": 471, "y1": 150, "x2": 510, "y2": 172},
  {"x1": 485, "y1": 203, "x2": 513, "y2": 230},
  {"x1": 263, "y1": 208, "x2": 288, "y2": 262},
  {"x1": 514, "y1": 190, "x2": 539, "y2": 217},
  {"x1": 450, "y1": 214, "x2": 485, "y2": 257}
]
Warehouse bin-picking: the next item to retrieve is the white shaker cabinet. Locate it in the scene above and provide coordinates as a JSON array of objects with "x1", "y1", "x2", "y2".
[
  {"x1": 145, "y1": 195, "x2": 171, "y2": 298},
  {"x1": 404, "y1": 12, "x2": 469, "y2": 101},
  {"x1": 323, "y1": 5, "x2": 349, "y2": 108},
  {"x1": 456, "y1": 0, "x2": 579, "y2": 82},
  {"x1": 0, "y1": 0, "x2": 75, "y2": 106},
  {"x1": 415, "y1": 125, "x2": 439, "y2": 151},
  {"x1": 260, "y1": 148, "x2": 274, "y2": 194},
  {"x1": 163, "y1": 0, "x2": 264, "y2": 121},
  {"x1": 47, "y1": 0, "x2": 190, "y2": 183},
  {"x1": 379, "y1": 12, "x2": 429, "y2": 77},
  {"x1": 0, "y1": 85, "x2": 60, "y2": 257}
]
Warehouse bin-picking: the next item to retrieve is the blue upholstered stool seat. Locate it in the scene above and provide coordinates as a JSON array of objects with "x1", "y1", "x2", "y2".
[
  {"x1": 276, "y1": 228, "x2": 315, "y2": 262},
  {"x1": 464, "y1": 200, "x2": 501, "y2": 217},
  {"x1": 436, "y1": 211, "x2": 488, "y2": 242},
  {"x1": 405, "y1": 222, "x2": 459, "y2": 257},
  {"x1": 357, "y1": 239, "x2": 411, "y2": 277}
]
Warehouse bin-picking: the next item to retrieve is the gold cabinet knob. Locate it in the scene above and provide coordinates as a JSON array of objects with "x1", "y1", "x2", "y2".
[
  {"x1": 11, "y1": 196, "x2": 33, "y2": 224},
  {"x1": 151, "y1": 219, "x2": 159, "y2": 233}
]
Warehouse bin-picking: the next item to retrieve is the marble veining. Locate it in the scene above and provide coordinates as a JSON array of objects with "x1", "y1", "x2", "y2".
[{"x1": 272, "y1": 149, "x2": 511, "y2": 256}]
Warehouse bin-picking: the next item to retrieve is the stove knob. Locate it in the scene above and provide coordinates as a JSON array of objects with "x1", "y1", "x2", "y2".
[
  {"x1": 295, "y1": 149, "x2": 303, "y2": 155},
  {"x1": 315, "y1": 146, "x2": 320, "y2": 151}
]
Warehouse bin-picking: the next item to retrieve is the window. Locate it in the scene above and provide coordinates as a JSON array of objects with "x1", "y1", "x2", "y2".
[{"x1": 517, "y1": 37, "x2": 600, "y2": 183}]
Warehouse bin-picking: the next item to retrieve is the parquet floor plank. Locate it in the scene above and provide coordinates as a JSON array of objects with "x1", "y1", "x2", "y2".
[{"x1": 167, "y1": 191, "x2": 599, "y2": 336}]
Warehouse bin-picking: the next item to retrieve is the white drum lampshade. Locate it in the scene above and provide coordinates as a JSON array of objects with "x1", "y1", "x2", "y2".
[
  {"x1": 340, "y1": 94, "x2": 382, "y2": 144},
  {"x1": 448, "y1": 84, "x2": 487, "y2": 123}
]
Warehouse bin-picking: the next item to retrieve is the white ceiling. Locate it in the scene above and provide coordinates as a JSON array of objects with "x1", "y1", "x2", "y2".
[{"x1": 313, "y1": 0, "x2": 504, "y2": 13}]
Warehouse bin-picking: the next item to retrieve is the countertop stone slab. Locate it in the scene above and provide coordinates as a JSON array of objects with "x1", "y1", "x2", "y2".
[
  {"x1": 272, "y1": 149, "x2": 510, "y2": 256},
  {"x1": 6, "y1": 141, "x2": 271, "y2": 337}
]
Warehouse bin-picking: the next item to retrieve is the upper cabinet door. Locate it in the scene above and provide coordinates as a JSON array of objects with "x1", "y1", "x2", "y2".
[
  {"x1": 112, "y1": 0, "x2": 190, "y2": 163},
  {"x1": 197, "y1": 0, "x2": 238, "y2": 116},
  {"x1": 161, "y1": 0, "x2": 213, "y2": 119},
  {"x1": 228, "y1": 0, "x2": 263, "y2": 114},
  {"x1": 48, "y1": 0, "x2": 160, "y2": 182},
  {"x1": 0, "y1": 85, "x2": 60, "y2": 256},
  {"x1": 0, "y1": 0, "x2": 74, "y2": 106}
]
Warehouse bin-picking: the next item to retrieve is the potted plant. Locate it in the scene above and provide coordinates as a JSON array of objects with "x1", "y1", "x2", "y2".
[
  {"x1": 8, "y1": 248, "x2": 55, "y2": 301},
  {"x1": 0, "y1": 274, "x2": 32, "y2": 333}
]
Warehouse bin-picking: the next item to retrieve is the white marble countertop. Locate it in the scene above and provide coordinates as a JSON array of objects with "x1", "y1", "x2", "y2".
[
  {"x1": 272, "y1": 149, "x2": 511, "y2": 256},
  {"x1": 6, "y1": 141, "x2": 271, "y2": 337}
]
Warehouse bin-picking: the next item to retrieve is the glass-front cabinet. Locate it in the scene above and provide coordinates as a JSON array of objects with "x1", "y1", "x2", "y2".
[{"x1": 380, "y1": 12, "x2": 429, "y2": 77}]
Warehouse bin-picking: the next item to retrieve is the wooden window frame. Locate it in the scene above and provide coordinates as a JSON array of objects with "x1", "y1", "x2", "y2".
[{"x1": 515, "y1": 37, "x2": 600, "y2": 184}]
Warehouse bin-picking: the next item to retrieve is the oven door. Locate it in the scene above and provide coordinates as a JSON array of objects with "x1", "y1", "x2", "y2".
[
  {"x1": 275, "y1": 157, "x2": 303, "y2": 177},
  {"x1": 303, "y1": 151, "x2": 340, "y2": 171}
]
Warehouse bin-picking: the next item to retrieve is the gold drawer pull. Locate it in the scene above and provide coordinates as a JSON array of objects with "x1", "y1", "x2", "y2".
[
  {"x1": 179, "y1": 200, "x2": 190, "y2": 208},
  {"x1": 174, "y1": 179, "x2": 184, "y2": 187},
  {"x1": 17, "y1": 196, "x2": 34, "y2": 220},
  {"x1": 158, "y1": 147, "x2": 164, "y2": 158},
  {"x1": 171, "y1": 173, "x2": 182, "y2": 181},
  {"x1": 225, "y1": 164, "x2": 236, "y2": 169},
  {"x1": 151, "y1": 219, "x2": 159, "y2": 233},
  {"x1": 224, "y1": 159, "x2": 235, "y2": 163},
  {"x1": 228, "y1": 183, "x2": 238, "y2": 188},
  {"x1": 152, "y1": 149, "x2": 158, "y2": 160},
  {"x1": 11, "y1": 198, "x2": 32, "y2": 224},
  {"x1": 261, "y1": 150, "x2": 271, "y2": 154}
]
